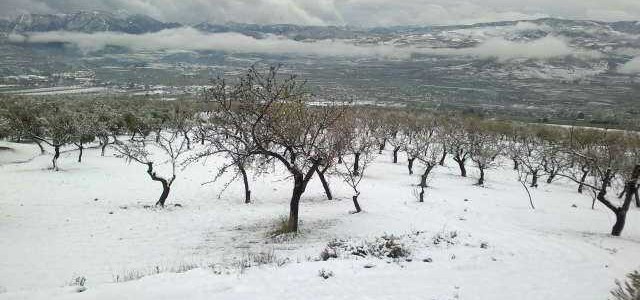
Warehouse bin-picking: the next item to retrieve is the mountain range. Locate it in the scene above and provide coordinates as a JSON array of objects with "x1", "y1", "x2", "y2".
[{"x1": 1, "y1": 11, "x2": 639, "y2": 125}]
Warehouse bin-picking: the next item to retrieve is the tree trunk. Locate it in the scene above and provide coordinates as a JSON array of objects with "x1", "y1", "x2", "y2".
[
  {"x1": 183, "y1": 131, "x2": 191, "y2": 150},
  {"x1": 393, "y1": 147, "x2": 400, "y2": 163},
  {"x1": 611, "y1": 209, "x2": 626, "y2": 236},
  {"x1": 239, "y1": 164, "x2": 251, "y2": 204},
  {"x1": 156, "y1": 183, "x2": 170, "y2": 207},
  {"x1": 439, "y1": 148, "x2": 447, "y2": 166},
  {"x1": 146, "y1": 162, "x2": 174, "y2": 207},
  {"x1": 378, "y1": 139, "x2": 386, "y2": 154},
  {"x1": 316, "y1": 167, "x2": 333, "y2": 200},
  {"x1": 288, "y1": 178, "x2": 305, "y2": 233},
  {"x1": 52, "y1": 145, "x2": 61, "y2": 171},
  {"x1": 454, "y1": 157, "x2": 467, "y2": 177},
  {"x1": 101, "y1": 137, "x2": 108, "y2": 156},
  {"x1": 77, "y1": 143, "x2": 84, "y2": 163},
  {"x1": 530, "y1": 170, "x2": 539, "y2": 188},
  {"x1": 578, "y1": 168, "x2": 588, "y2": 193},
  {"x1": 352, "y1": 194, "x2": 362, "y2": 213},
  {"x1": 407, "y1": 157, "x2": 415, "y2": 175},
  {"x1": 546, "y1": 172, "x2": 556, "y2": 184},
  {"x1": 418, "y1": 164, "x2": 434, "y2": 202},
  {"x1": 419, "y1": 165, "x2": 434, "y2": 189},
  {"x1": 286, "y1": 164, "x2": 320, "y2": 233},
  {"x1": 200, "y1": 132, "x2": 205, "y2": 145},
  {"x1": 598, "y1": 165, "x2": 640, "y2": 236},
  {"x1": 353, "y1": 152, "x2": 361, "y2": 176},
  {"x1": 477, "y1": 166, "x2": 485, "y2": 186}
]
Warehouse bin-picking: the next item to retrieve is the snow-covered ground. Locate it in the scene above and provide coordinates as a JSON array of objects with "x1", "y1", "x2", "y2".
[{"x1": 0, "y1": 141, "x2": 639, "y2": 300}]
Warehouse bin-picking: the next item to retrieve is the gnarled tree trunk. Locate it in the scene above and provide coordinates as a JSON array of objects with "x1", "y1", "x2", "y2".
[
  {"x1": 393, "y1": 147, "x2": 400, "y2": 163},
  {"x1": 287, "y1": 163, "x2": 320, "y2": 233},
  {"x1": 145, "y1": 162, "x2": 174, "y2": 207},
  {"x1": 378, "y1": 139, "x2": 386, "y2": 154},
  {"x1": 453, "y1": 156, "x2": 467, "y2": 177},
  {"x1": 530, "y1": 170, "x2": 539, "y2": 188},
  {"x1": 352, "y1": 193, "x2": 362, "y2": 213},
  {"x1": 418, "y1": 164, "x2": 435, "y2": 202},
  {"x1": 52, "y1": 145, "x2": 61, "y2": 171},
  {"x1": 316, "y1": 166, "x2": 333, "y2": 200},
  {"x1": 578, "y1": 166, "x2": 589, "y2": 194},
  {"x1": 439, "y1": 148, "x2": 447, "y2": 166},
  {"x1": 239, "y1": 164, "x2": 251, "y2": 204},
  {"x1": 77, "y1": 143, "x2": 84, "y2": 163},
  {"x1": 408, "y1": 157, "x2": 416, "y2": 175},
  {"x1": 477, "y1": 166, "x2": 485, "y2": 186}
]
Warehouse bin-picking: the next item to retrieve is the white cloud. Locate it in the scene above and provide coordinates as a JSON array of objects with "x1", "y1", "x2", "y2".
[
  {"x1": 455, "y1": 36, "x2": 600, "y2": 61},
  {"x1": 618, "y1": 57, "x2": 640, "y2": 74},
  {"x1": 2, "y1": 0, "x2": 640, "y2": 26},
  {"x1": 9, "y1": 28, "x2": 600, "y2": 61}
]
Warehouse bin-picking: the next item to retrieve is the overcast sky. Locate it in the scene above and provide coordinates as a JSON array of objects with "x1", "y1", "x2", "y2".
[{"x1": 1, "y1": 0, "x2": 640, "y2": 26}]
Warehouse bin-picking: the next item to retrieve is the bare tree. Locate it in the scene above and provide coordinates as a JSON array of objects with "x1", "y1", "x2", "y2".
[
  {"x1": 342, "y1": 109, "x2": 378, "y2": 177},
  {"x1": 511, "y1": 127, "x2": 548, "y2": 188},
  {"x1": 559, "y1": 130, "x2": 639, "y2": 236},
  {"x1": 208, "y1": 66, "x2": 346, "y2": 232},
  {"x1": 71, "y1": 110, "x2": 96, "y2": 163},
  {"x1": 445, "y1": 118, "x2": 471, "y2": 177},
  {"x1": 30, "y1": 104, "x2": 75, "y2": 171},
  {"x1": 192, "y1": 110, "x2": 264, "y2": 204},
  {"x1": 468, "y1": 121, "x2": 505, "y2": 186},
  {"x1": 385, "y1": 111, "x2": 406, "y2": 164},
  {"x1": 113, "y1": 124, "x2": 188, "y2": 207},
  {"x1": 0, "y1": 98, "x2": 48, "y2": 154},
  {"x1": 403, "y1": 115, "x2": 441, "y2": 202},
  {"x1": 336, "y1": 123, "x2": 377, "y2": 213}
]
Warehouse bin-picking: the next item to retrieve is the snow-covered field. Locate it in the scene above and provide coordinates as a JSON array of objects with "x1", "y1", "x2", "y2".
[{"x1": 0, "y1": 141, "x2": 639, "y2": 300}]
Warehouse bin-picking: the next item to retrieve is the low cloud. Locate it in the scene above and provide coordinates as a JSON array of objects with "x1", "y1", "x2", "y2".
[
  {"x1": 618, "y1": 57, "x2": 640, "y2": 74},
  {"x1": 456, "y1": 36, "x2": 598, "y2": 61},
  {"x1": 3, "y1": 0, "x2": 640, "y2": 26},
  {"x1": 9, "y1": 28, "x2": 412, "y2": 59},
  {"x1": 9, "y1": 27, "x2": 599, "y2": 61}
]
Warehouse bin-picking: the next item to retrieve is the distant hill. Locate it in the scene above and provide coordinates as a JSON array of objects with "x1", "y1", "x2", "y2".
[{"x1": 5, "y1": 11, "x2": 180, "y2": 34}]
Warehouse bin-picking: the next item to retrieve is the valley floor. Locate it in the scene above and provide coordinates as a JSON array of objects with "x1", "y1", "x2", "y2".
[{"x1": 0, "y1": 141, "x2": 639, "y2": 300}]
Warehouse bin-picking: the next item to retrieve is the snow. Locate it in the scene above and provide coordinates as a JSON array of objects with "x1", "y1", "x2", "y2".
[
  {"x1": 0, "y1": 140, "x2": 639, "y2": 300},
  {"x1": 3, "y1": 86, "x2": 114, "y2": 96}
]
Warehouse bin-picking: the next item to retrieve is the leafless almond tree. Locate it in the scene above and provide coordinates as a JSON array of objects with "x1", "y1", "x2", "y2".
[{"x1": 113, "y1": 127, "x2": 188, "y2": 207}]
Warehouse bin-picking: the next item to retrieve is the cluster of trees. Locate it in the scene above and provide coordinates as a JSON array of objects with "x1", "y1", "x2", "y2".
[{"x1": 0, "y1": 66, "x2": 638, "y2": 236}]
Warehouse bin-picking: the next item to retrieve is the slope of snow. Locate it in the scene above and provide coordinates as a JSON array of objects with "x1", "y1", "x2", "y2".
[{"x1": 0, "y1": 140, "x2": 638, "y2": 299}]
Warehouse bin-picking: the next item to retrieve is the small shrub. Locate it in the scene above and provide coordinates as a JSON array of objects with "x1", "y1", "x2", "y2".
[
  {"x1": 611, "y1": 270, "x2": 640, "y2": 300},
  {"x1": 432, "y1": 230, "x2": 459, "y2": 246},
  {"x1": 113, "y1": 263, "x2": 201, "y2": 283},
  {"x1": 70, "y1": 276, "x2": 86, "y2": 287},
  {"x1": 324, "y1": 235, "x2": 411, "y2": 260},
  {"x1": 69, "y1": 276, "x2": 87, "y2": 293},
  {"x1": 114, "y1": 270, "x2": 147, "y2": 283},
  {"x1": 269, "y1": 216, "x2": 295, "y2": 237},
  {"x1": 320, "y1": 246, "x2": 338, "y2": 261},
  {"x1": 379, "y1": 235, "x2": 410, "y2": 258},
  {"x1": 235, "y1": 249, "x2": 289, "y2": 274},
  {"x1": 318, "y1": 269, "x2": 334, "y2": 279}
]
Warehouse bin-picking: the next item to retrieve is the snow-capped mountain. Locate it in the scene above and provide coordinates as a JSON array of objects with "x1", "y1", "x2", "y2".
[{"x1": 5, "y1": 11, "x2": 180, "y2": 34}]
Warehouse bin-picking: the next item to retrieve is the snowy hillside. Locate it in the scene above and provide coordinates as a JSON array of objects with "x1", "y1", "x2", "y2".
[{"x1": 0, "y1": 140, "x2": 638, "y2": 300}]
